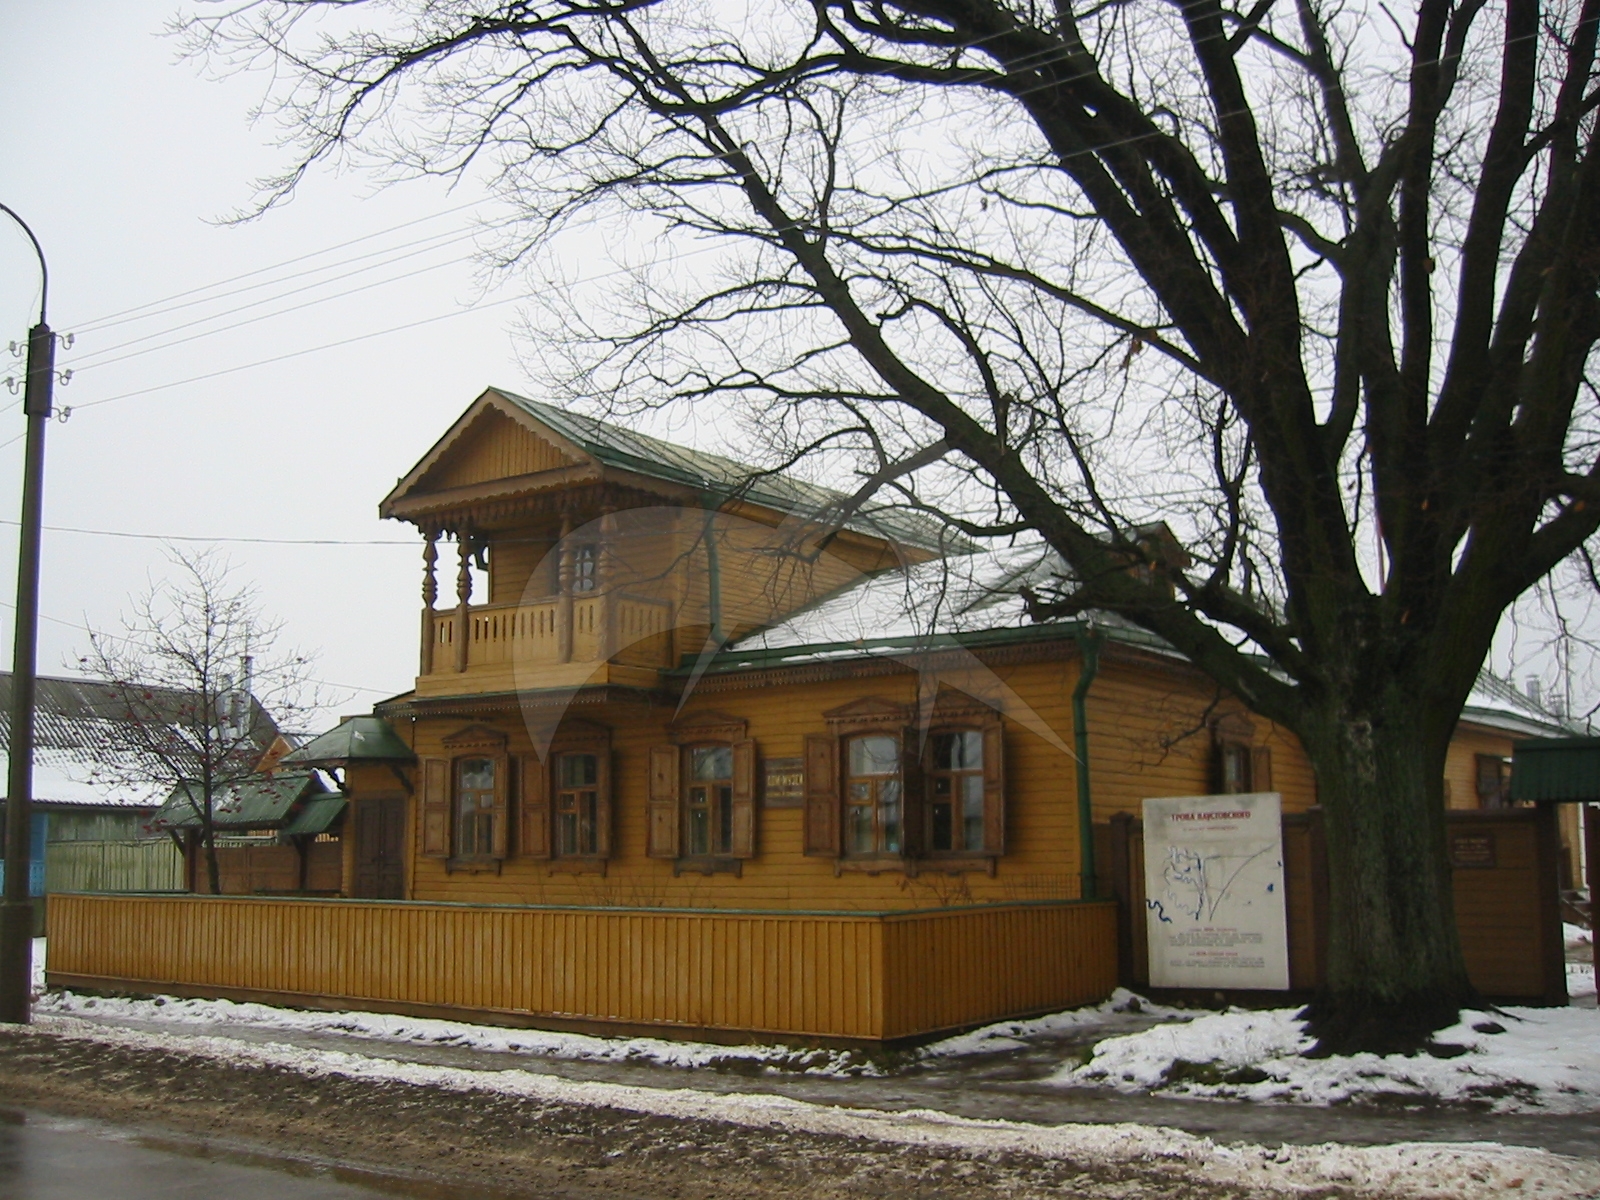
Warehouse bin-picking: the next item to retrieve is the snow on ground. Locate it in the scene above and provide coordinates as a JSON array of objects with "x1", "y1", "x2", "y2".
[
  {"x1": 21, "y1": 1013, "x2": 1600, "y2": 1200},
  {"x1": 920, "y1": 987, "x2": 1189, "y2": 1056},
  {"x1": 34, "y1": 981, "x2": 873, "y2": 1075},
  {"x1": 1065, "y1": 1003, "x2": 1600, "y2": 1113},
  {"x1": 1568, "y1": 923, "x2": 1593, "y2": 952}
]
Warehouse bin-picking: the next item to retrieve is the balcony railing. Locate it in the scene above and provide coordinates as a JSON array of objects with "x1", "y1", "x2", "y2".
[{"x1": 424, "y1": 593, "x2": 674, "y2": 676}]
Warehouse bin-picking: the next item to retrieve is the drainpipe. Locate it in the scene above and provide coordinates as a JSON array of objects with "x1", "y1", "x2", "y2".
[
  {"x1": 1073, "y1": 627, "x2": 1104, "y2": 900},
  {"x1": 702, "y1": 493, "x2": 725, "y2": 646}
]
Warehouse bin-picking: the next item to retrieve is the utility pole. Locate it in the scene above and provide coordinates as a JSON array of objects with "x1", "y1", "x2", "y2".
[{"x1": 0, "y1": 202, "x2": 54, "y2": 1025}]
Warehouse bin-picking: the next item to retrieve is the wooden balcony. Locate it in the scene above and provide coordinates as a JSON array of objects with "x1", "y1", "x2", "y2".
[
  {"x1": 46, "y1": 892, "x2": 1119, "y2": 1043},
  {"x1": 417, "y1": 593, "x2": 675, "y2": 696}
]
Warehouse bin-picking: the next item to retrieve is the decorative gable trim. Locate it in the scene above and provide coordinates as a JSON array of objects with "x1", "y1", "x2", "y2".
[
  {"x1": 823, "y1": 696, "x2": 910, "y2": 732},
  {"x1": 668, "y1": 710, "x2": 749, "y2": 745},
  {"x1": 442, "y1": 723, "x2": 509, "y2": 751},
  {"x1": 380, "y1": 388, "x2": 595, "y2": 518}
]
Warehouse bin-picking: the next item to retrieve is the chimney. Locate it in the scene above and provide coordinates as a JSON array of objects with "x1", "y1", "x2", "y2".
[{"x1": 1525, "y1": 676, "x2": 1542, "y2": 707}]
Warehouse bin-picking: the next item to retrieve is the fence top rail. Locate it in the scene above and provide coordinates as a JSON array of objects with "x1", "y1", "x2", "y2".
[{"x1": 52, "y1": 891, "x2": 1117, "y2": 922}]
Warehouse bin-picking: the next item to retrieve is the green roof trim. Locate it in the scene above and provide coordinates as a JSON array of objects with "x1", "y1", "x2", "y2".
[
  {"x1": 281, "y1": 716, "x2": 415, "y2": 766},
  {"x1": 279, "y1": 792, "x2": 347, "y2": 839},
  {"x1": 153, "y1": 771, "x2": 326, "y2": 831},
  {"x1": 1509, "y1": 737, "x2": 1600, "y2": 802}
]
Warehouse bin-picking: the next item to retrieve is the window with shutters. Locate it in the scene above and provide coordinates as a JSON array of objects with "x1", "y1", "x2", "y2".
[
  {"x1": 845, "y1": 734, "x2": 902, "y2": 855},
  {"x1": 809, "y1": 697, "x2": 1006, "y2": 869},
  {"x1": 455, "y1": 757, "x2": 499, "y2": 859},
  {"x1": 555, "y1": 752, "x2": 601, "y2": 856},
  {"x1": 686, "y1": 745, "x2": 735, "y2": 856},
  {"x1": 650, "y1": 713, "x2": 755, "y2": 871},
  {"x1": 929, "y1": 731, "x2": 984, "y2": 852},
  {"x1": 1211, "y1": 714, "x2": 1272, "y2": 796}
]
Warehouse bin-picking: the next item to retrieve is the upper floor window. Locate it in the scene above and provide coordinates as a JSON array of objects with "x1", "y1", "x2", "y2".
[
  {"x1": 572, "y1": 544, "x2": 598, "y2": 593},
  {"x1": 686, "y1": 745, "x2": 735, "y2": 856},
  {"x1": 845, "y1": 734, "x2": 902, "y2": 855},
  {"x1": 1475, "y1": 754, "x2": 1510, "y2": 808},
  {"x1": 930, "y1": 731, "x2": 984, "y2": 853},
  {"x1": 455, "y1": 757, "x2": 499, "y2": 858},
  {"x1": 555, "y1": 751, "x2": 601, "y2": 856}
]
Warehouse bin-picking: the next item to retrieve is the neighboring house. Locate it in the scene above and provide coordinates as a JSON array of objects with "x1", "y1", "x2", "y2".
[
  {"x1": 146, "y1": 770, "x2": 345, "y2": 894},
  {"x1": 48, "y1": 388, "x2": 1585, "y2": 1039}
]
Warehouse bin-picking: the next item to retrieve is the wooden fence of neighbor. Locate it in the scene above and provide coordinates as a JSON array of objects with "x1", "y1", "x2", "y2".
[
  {"x1": 1095, "y1": 805, "x2": 1566, "y2": 1003},
  {"x1": 46, "y1": 894, "x2": 1118, "y2": 1044},
  {"x1": 45, "y1": 840, "x2": 184, "y2": 895},
  {"x1": 189, "y1": 840, "x2": 343, "y2": 896}
]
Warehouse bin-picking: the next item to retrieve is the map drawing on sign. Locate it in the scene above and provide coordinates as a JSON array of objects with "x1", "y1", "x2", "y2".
[{"x1": 1159, "y1": 843, "x2": 1275, "y2": 923}]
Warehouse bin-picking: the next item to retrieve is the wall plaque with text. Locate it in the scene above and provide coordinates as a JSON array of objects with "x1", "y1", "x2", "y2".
[
  {"x1": 762, "y1": 757, "x2": 804, "y2": 807},
  {"x1": 1448, "y1": 832, "x2": 1497, "y2": 869}
]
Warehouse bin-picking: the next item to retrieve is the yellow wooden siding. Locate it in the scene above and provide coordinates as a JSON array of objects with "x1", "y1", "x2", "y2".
[
  {"x1": 48, "y1": 892, "x2": 1116, "y2": 1042},
  {"x1": 420, "y1": 407, "x2": 573, "y2": 491}
]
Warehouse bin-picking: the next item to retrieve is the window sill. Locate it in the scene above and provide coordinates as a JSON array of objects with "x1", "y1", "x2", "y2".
[
  {"x1": 674, "y1": 856, "x2": 743, "y2": 877},
  {"x1": 834, "y1": 854, "x2": 998, "y2": 877},
  {"x1": 445, "y1": 857, "x2": 503, "y2": 875},
  {"x1": 548, "y1": 857, "x2": 607, "y2": 876}
]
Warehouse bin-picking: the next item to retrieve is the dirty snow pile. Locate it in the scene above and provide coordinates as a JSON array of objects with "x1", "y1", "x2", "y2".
[
  {"x1": 34, "y1": 982, "x2": 873, "y2": 1075},
  {"x1": 17, "y1": 1015, "x2": 1600, "y2": 1199},
  {"x1": 921, "y1": 987, "x2": 1187, "y2": 1056},
  {"x1": 1568, "y1": 923, "x2": 1596, "y2": 1002},
  {"x1": 1062, "y1": 1002, "x2": 1600, "y2": 1112}
]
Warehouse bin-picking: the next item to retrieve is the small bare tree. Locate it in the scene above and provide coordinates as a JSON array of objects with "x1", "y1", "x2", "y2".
[{"x1": 76, "y1": 549, "x2": 317, "y2": 895}]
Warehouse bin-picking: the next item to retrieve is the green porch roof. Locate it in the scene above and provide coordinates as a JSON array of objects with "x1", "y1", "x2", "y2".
[
  {"x1": 280, "y1": 716, "x2": 415, "y2": 767},
  {"x1": 1509, "y1": 737, "x2": 1600, "y2": 802},
  {"x1": 279, "y1": 792, "x2": 347, "y2": 838},
  {"x1": 153, "y1": 771, "x2": 327, "y2": 831}
]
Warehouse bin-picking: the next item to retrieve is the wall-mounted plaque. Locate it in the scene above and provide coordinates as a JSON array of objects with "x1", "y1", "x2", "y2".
[
  {"x1": 762, "y1": 757, "x2": 804, "y2": 807},
  {"x1": 1448, "y1": 832, "x2": 1497, "y2": 869}
]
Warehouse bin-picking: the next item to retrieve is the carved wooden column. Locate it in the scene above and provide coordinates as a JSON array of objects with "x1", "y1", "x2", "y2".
[
  {"x1": 556, "y1": 510, "x2": 575, "y2": 664},
  {"x1": 455, "y1": 534, "x2": 472, "y2": 673},
  {"x1": 598, "y1": 506, "x2": 617, "y2": 662},
  {"x1": 419, "y1": 531, "x2": 438, "y2": 675}
]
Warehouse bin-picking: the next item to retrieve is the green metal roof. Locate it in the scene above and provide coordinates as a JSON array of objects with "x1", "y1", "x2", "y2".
[
  {"x1": 280, "y1": 716, "x2": 415, "y2": 767},
  {"x1": 152, "y1": 771, "x2": 326, "y2": 831},
  {"x1": 1509, "y1": 737, "x2": 1600, "y2": 802},
  {"x1": 279, "y1": 792, "x2": 347, "y2": 839},
  {"x1": 494, "y1": 389, "x2": 962, "y2": 553}
]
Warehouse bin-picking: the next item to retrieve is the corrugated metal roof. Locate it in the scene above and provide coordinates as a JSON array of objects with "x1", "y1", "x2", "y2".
[
  {"x1": 494, "y1": 390, "x2": 960, "y2": 552},
  {"x1": 1509, "y1": 737, "x2": 1600, "y2": 802},
  {"x1": 151, "y1": 771, "x2": 325, "y2": 831},
  {"x1": 279, "y1": 792, "x2": 347, "y2": 838},
  {"x1": 281, "y1": 716, "x2": 415, "y2": 766}
]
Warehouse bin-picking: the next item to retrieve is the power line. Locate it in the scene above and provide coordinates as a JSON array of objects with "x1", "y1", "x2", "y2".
[{"x1": 0, "y1": 518, "x2": 414, "y2": 546}]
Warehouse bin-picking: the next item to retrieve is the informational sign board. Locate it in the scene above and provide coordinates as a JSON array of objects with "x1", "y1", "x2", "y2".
[
  {"x1": 762, "y1": 757, "x2": 804, "y2": 807},
  {"x1": 1142, "y1": 792, "x2": 1289, "y2": 990}
]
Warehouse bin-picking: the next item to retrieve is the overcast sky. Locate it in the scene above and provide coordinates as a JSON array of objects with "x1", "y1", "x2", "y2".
[{"x1": 0, "y1": 1, "x2": 558, "y2": 721}]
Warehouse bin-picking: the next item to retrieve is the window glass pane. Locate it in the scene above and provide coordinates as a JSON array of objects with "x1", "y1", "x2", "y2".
[
  {"x1": 559, "y1": 753, "x2": 598, "y2": 788},
  {"x1": 717, "y1": 784, "x2": 733, "y2": 852},
  {"x1": 880, "y1": 779, "x2": 901, "y2": 852},
  {"x1": 931, "y1": 800, "x2": 953, "y2": 852},
  {"x1": 933, "y1": 731, "x2": 983, "y2": 770},
  {"x1": 848, "y1": 735, "x2": 898, "y2": 776},
  {"x1": 961, "y1": 775, "x2": 985, "y2": 851},
  {"x1": 691, "y1": 746, "x2": 733, "y2": 781},
  {"x1": 460, "y1": 758, "x2": 495, "y2": 791},
  {"x1": 847, "y1": 803, "x2": 874, "y2": 855},
  {"x1": 558, "y1": 812, "x2": 578, "y2": 856}
]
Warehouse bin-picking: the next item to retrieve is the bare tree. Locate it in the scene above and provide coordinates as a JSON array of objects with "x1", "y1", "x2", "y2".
[
  {"x1": 183, "y1": 0, "x2": 1600, "y2": 1049},
  {"x1": 77, "y1": 549, "x2": 316, "y2": 894}
]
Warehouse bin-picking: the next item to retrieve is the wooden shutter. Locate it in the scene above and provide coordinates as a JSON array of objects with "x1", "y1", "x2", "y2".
[
  {"x1": 982, "y1": 719, "x2": 1006, "y2": 855},
  {"x1": 489, "y1": 754, "x2": 511, "y2": 859},
  {"x1": 647, "y1": 744, "x2": 680, "y2": 858},
  {"x1": 420, "y1": 757, "x2": 450, "y2": 857},
  {"x1": 518, "y1": 753, "x2": 550, "y2": 859},
  {"x1": 899, "y1": 729, "x2": 925, "y2": 857},
  {"x1": 1251, "y1": 745, "x2": 1274, "y2": 793},
  {"x1": 803, "y1": 733, "x2": 840, "y2": 857},
  {"x1": 594, "y1": 743, "x2": 614, "y2": 858},
  {"x1": 730, "y1": 739, "x2": 757, "y2": 858}
]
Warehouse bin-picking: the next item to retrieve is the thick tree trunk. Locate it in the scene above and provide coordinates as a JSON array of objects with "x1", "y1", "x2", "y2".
[
  {"x1": 1298, "y1": 687, "x2": 1476, "y2": 1054},
  {"x1": 202, "y1": 823, "x2": 222, "y2": 896}
]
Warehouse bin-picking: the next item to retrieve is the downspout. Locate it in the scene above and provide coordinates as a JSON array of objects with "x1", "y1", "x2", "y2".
[
  {"x1": 701, "y1": 492, "x2": 725, "y2": 645},
  {"x1": 1073, "y1": 626, "x2": 1104, "y2": 900}
]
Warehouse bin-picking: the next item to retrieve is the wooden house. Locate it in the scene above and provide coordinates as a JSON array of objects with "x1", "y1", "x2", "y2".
[{"x1": 47, "y1": 388, "x2": 1581, "y2": 1041}]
